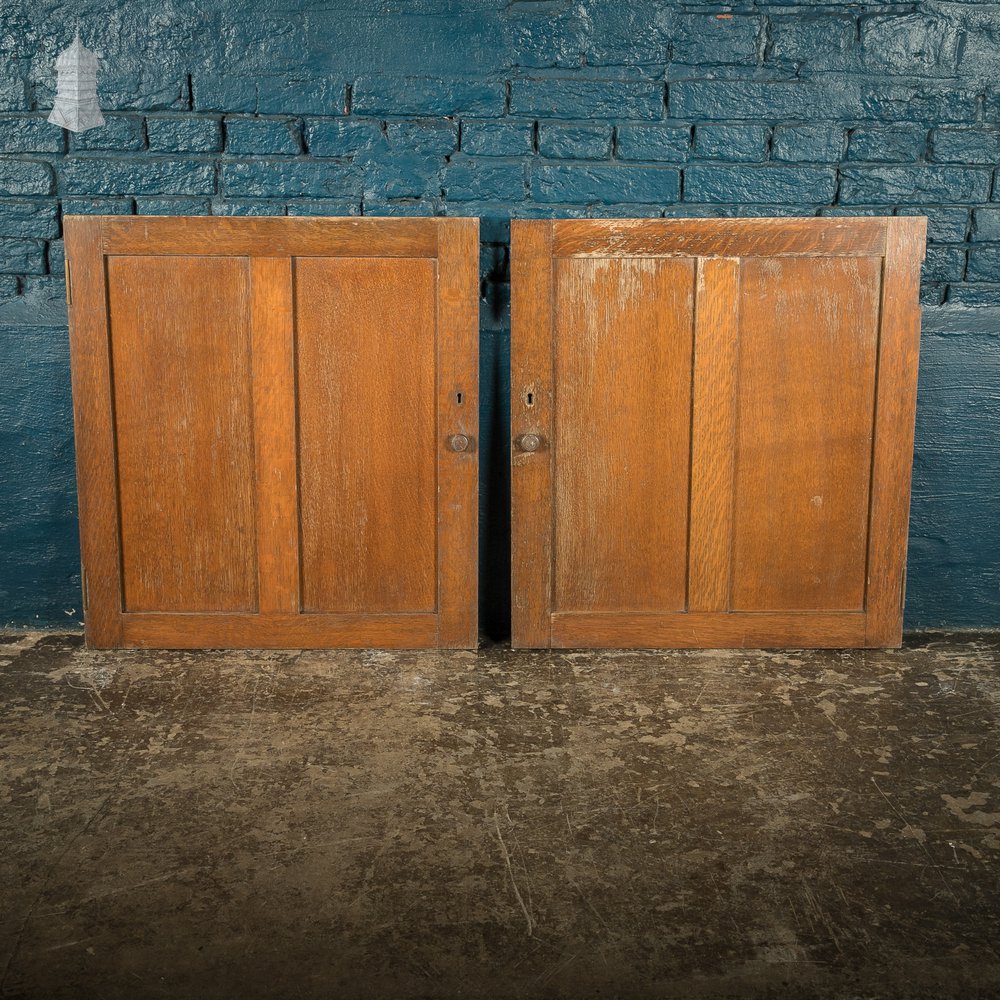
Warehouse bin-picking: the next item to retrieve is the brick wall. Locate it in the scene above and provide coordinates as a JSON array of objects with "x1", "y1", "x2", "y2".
[{"x1": 1, "y1": 1, "x2": 998, "y2": 630}]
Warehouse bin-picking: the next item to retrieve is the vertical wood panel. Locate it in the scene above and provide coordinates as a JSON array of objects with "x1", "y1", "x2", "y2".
[
  {"x1": 296, "y1": 257, "x2": 437, "y2": 614},
  {"x1": 731, "y1": 256, "x2": 882, "y2": 612},
  {"x1": 510, "y1": 221, "x2": 555, "y2": 648},
  {"x1": 866, "y1": 217, "x2": 927, "y2": 646},
  {"x1": 552, "y1": 257, "x2": 695, "y2": 613},
  {"x1": 251, "y1": 257, "x2": 299, "y2": 614},
  {"x1": 65, "y1": 217, "x2": 124, "y2": 646},
  {"x1": 436, "y1": 219, "x2": 480, "y2": 648},
  {"x1": 688, "y1": 257, "x2": 740, "y2": 612},
  {"x1": 109, "y1": 255, "x2": 258, "y2": 612}
]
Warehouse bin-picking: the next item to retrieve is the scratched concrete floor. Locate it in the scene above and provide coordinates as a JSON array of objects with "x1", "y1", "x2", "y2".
[{"x1": 1, "y1": 633, "x2": 998, "y2": 1000}]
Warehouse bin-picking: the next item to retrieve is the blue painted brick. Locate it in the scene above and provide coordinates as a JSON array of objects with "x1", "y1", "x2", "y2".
[
  {"x1": 61, "y1": 198, "x2": 133, "y2": 216},
  {"x1": 839, "y1": 166, "x2": 991, "y2": 205},
  {"x1": 538, "y1": 125, "x2": 610, "y2": 159},
  {"x1": 364, "y1": 153, "x2": 442, "y2": 200},
  {"x1": 769, "y1": 15, "x2": 856, "y2": 70},
  {"x1": 533, "y1": 164, "x2": 679, "y2": 204},
  {"x1": 771, "y1": 125, "x2": 843, "y2": 163},
  {"x1": 386, "y1": 121, "x2": 457, "y2": 157},
  {"x1": 306, "y1": 119, "x2": 384, "y2": 157},
  {"x1": 353, "y1": 77, "x2": 503, "y2": 117},
  {"x1": 616, "y1": 125, "x2": 689, "y2": 162},
  {"x1": 0, "y1": 274, "x2": 18, "y2": 300},
  {"x1": 444, "y1": 159, "x2": 525, "y2": 201},
  {"x1": 462, "y1": 120, "x2": 532, "y2": 157},
  {"x1": 693, "y1": 125, "x2": 769, "y2": 162},
  {"x1": 848, "y1": 125, "x2": 927, "y2": 163},
  {"x1": 860, "y1": 14, "x2": 960, "y2": 77},
  {"x1": 0, "y1": 116, "x2": 63, "y2": 153},
  {"x1": 47, "y1": 240, "x2": 64, "y2": 275},
  {"x1": 70, "y1": 116, "x2": 145, "y2": 152},
  {"x1": 257, "y1": 78, "x2": 346, "y2": 116},
  {"x1": 671, "y1": 80, "x2": 976, "y2": 123},
  {"x1": 973, "y1": 209, "x2": 1000, "y2": 242},
  {"x1": 0, "y1": 238, "x2": 44, "y2": 274},
  {"x1": 364, "y1": 200, "x2": 439, "y2": 218},
  {"x1": 511, "y1": 79, "x2": 664, "y2": 121},
  {"x1": 222, "y1": 161, "x2": 362, "y2": 199},
  {"x1": 211, "y1": 200, "x2": 286, "y2": 216},
  {"x1": 135, "y1": 198, "x2": 211, "y2": 215},
  {"x1": 684, "y1": 165, "x2": 836, "y2": 204},
  {"x1": 923, "y1": 246, "x2": 967, "y2": 283},
  {"x1": 920, "y1": 284, "x2": 945, "y2": 306},
  {"x1": 898, "y1": 206, "x2": 969, "y2": 243},
  {"x1": 146, "y1": 116, "x2": 223, "y2": 153},
  {"x1": 0, "y1": 64, "x2": 23, "y2": 111},
  {"x1": 0, "y1": 201, "x2": 58, "y2": 238},
  {"x1": 63, "y1": 157, "x2": 216, "y2": 196},
  {"x1": 967, "y1": 247, "x2": 1000, "y2": 282},
  {"x1": 673, "y1": 14, "x2": 761, "y2": 65},
  {"x1": 226, "y1": 117, "x2": 302, "y2": 155},
  {"x1": 948, "y1": 285, "x2": 1000, "y2": 306},
  {"x1": 192, "y1": 75, "x2": 259, "y2": 114},
  {"x1": 286, "y1": 201, "x2": 361, "y2": 217},
  {"x1": 0, "y1": 161, "x2": 53, "y2": 196},
  {"x1": 932, "y1": 128, "x2": 1000, "y2": 165}
]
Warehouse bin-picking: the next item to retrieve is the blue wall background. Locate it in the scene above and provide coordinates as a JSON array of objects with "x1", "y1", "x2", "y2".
[{"x1": 1, "y1": 0, "x2": 998, "y2": 633}]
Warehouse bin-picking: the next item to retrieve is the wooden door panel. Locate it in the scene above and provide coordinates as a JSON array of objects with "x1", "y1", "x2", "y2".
[
  {"x1": 731, "y1": 256, "x2": 881, "y2": 612},
  {"x1": 66, "y1": 216, "x2": 479, "y2": 649},
  {"x1": 108, "y1": 255, "x2": 258, "y2": 613},
  {"x1": 553, "y1": 257, "x2": 695, "y2": 612},
  {"x1": 512, "y1": 217, "x2": 925, "y2": 650},
  {"x1": 296, "y1": 257, "x2": 438, "y2": 614}
]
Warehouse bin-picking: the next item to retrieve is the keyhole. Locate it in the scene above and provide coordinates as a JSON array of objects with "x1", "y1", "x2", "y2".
[
  {"x1": 456, "y1": 392, "x2": 463, "y2": 405},
  {"x1": 525, "y1": 391, "x2": 534, "y2": 406}
]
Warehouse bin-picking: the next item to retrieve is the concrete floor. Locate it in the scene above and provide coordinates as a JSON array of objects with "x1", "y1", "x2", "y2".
[{"x1": 1, "y1": 633, "x2": 998, "y2": 1000}]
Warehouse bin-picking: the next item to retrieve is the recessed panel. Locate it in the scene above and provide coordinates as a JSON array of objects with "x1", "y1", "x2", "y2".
[
  {"x1": 731, "y1": 256, "x2": 882, "y2": 611},
  {"x1": 109, "y1": 255, "x2": 257, "y2": 612},
  {"x1": 296, "y1": 257, "x2": 437, "y2": 614},
  {"x1": 553, "y1": 257, "x2": 696, "y2": 612}
]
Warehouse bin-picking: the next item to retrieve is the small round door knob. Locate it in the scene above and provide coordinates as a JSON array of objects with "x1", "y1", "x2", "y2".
[
  {"x1": 447, "y1": 434, "x2": 472, "y2": 453},
  {"x1": 516, "y1": 433, "x2": 543, "y2": 453}
]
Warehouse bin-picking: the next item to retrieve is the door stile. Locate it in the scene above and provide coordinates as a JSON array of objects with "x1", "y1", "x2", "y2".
[
  {"x1": 436, "y1": 218, "x2": 480, "y2": 648},
  {"x1": 865, "y1": 217, "x2": 926, "y2": 646},
  {"x1": 65, "y1": 216, "x2": 125, "y2": 647},
  {"x1": 510, "y1": 221, "x2": 555, "y2": 648},
  {"x1": 687, "y1": 257, "x2": 741, "y2": 613},
  {"x1": 251, "y1": 256, "x2": 300, "y2": 615}
]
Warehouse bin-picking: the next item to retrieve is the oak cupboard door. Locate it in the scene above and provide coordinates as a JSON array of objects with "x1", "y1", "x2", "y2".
[
  {"x1": 510, "y1": 217, "x2": 926, "y2": 650},
  {"x1": 66, "y1": 216, "x2": 479, "y2": 650}
]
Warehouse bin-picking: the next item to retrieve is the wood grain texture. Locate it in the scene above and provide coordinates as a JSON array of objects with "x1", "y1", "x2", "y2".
[
  {"x1": 65, "y1": 216, "x2": 124, "y2": 646},
  {"x1": 101, "y1": 216, "x2": 438, "y2": 258},
  {"x1": 866, "y1": 216, "x2": 927, "y2": 646},
  {"x1": 296, "y1": 256, "x2": 438, "y2": 614},
  {"x1": 688, "y1": 257, "x2": 740, "y2": 612},
  {"x1": 731, "y1": 256, "x2": 882, "y2": 612},
  {"x1": 69, "y1": 216, "x2": 478, "y2": 649},
  {"x1": 251, "y1": 257, "x2": 299, "y2": 614},
  {"x1": 552, "y1": 256, "x2": 695, "y2": 612},
  {"x1": 510, "y1": 221, "x2": 555, "y2": 648},
  {"x1": 550, "y1": 612, "x2": 866, "y2": 649},
  {"x1": 121, "y1": 613, "x2": 437, "y2": 649},
  {"x1": 108, "y1": 255, "x2": 258, "y2": 613},
  {"x1": 511, "y1": 215, "x2": 925, "y2": 650},
  {"x1": 553, "y1": 217, "x2": 888, "y2": 259},
  {"x1": 435, "y1": 219, "x2": 480, "y2": 647}
]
